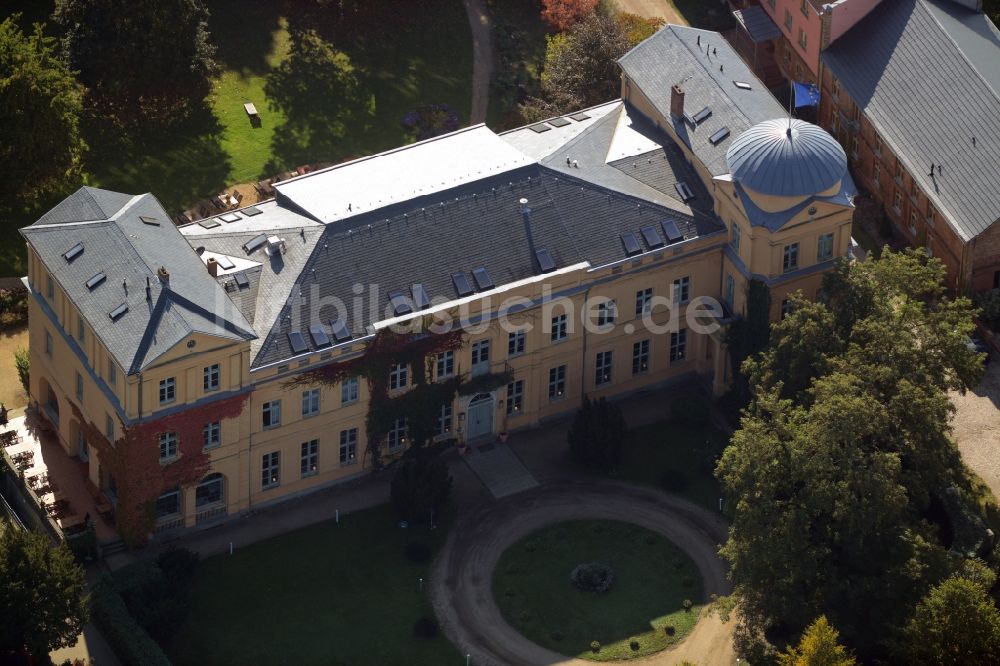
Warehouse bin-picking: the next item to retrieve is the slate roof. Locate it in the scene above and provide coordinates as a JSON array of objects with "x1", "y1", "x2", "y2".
[
  {"x1": 822, "y1": 0, "x2": 1000, "y2": 241},
  {"x1": 21, "y1": 189, "x2": 256, "y2": 375},
  {"x1": 618, "y1": 25, "x2": 786, "y2": 177}
]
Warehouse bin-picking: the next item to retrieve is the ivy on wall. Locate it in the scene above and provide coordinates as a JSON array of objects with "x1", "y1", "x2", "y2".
[{"x1": 69, "y1": 392, "x2": 248, "y2": 547}]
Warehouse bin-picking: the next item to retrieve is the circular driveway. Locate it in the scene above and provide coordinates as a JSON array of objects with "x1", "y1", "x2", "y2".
[{"x1": 429, "y1": 480, "x2": 735, "y2": 665}]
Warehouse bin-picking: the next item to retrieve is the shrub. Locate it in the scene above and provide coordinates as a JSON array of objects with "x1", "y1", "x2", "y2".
[
  {"x1": 156, "y1": 546, "x2": 199, "y2": 586},
  {"x1": 590, "y1": 640, "x2": 601, "y2": 653},
  {"x1": 14, "y1": 347, "x2": 29, "y2": 395},
  {"x1": 664, "y1": 625, "x2": 676, "y2": 636},
  {"x1": 404, "y1": 540, "x2": 432, "y2": 563},
  {"x1": 630, "y1": 638, "x2": 640, "y2": 651},
  {"x1": 670, "y1": 395, "x2": 712, "y2": 427},
  {"x1": 551, "y1": 630, "x2": 564, "y2": 642},
  {"x1": 568, "y1": 397, "x2": 627, "y2": 471},
  {"x1": 570, "y1": 562, "x2": 615, "y2": 594},
  {"x1": 390, "y1": 456, "x2": 453, "y2": 524},
  {"x1": 90, "y1": 576, "x2": 171, "y2": 666},
  {"x1": 660, "y1": 468, "x2": 690, "y2": 493},
  {"x1": 412, "y1": 615, "x2": 439, "y2": 639},
  {"x1": 113, "y1": 551, "x2": 199, "y2": 642},
  {"x1": 974, "y1": 291, "x2": 1000, "y2": 331},
  {"x1": 0, "y1": 287, "x2": 28, "y2": 328},
  {"x1": 65, "y1": 525, "x2": 98, "y2": 563},
  {"x1": 682, "y1": 599, "x2": 693, "y2": 611}
]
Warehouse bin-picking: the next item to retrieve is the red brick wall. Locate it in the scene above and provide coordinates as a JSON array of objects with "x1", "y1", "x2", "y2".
[{"x1": 970, "y1": 222, "x2": 1000, "y2": 292}]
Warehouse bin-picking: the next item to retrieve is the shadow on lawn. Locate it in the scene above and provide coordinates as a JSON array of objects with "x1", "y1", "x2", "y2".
[
  {"x1": 80, "y1": 101, "x2": 232, "y2": 215},
  {"x1": 205, "y1": 0, "x2": 284, "y2": 74}
]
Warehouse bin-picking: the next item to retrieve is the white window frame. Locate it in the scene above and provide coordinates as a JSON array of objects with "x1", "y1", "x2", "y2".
[
  {"x1": 159, "y1": 378, "x2": 176, "y2": 405},
  {"x1": 551, "y1": 314, "x2": 568, "y2": 342},
  {"x1": 262, "y1": 452, "x2": 280, "y2": 489},
  {"x1": 340, "y1": 428, "x2": 358, "y2": 465},
  {"x1": 548, "y1": 365, "x2": 566, "y2": 400},
  {"x1": 389, "y1": 363, "x2": 408, "y2": 391},
  {"x1": 731, "y1": 223, "x2": 741, "y2": 253},
  {"x1": 670, "y1": 329, "x2": 687, "y2": 363},
  {"x1": 203, "y1": 364, "x2": 220, "y2": 392},
  {"x1": 725, "y1": 274, "x2": 736, "y2": 309},
  {"x1": 46, "y1": 274, "x2": 54, "y2": 300},
  {"x1": 302, "y1": 388, "x2": 321, "y2": 417},
  {"x1": 595, "y1": 351, "x2": 613, "y2": 386},
  {"x1": 203, "y1": 421, "x2": 221, "y2": 450},
  {"x1": 341, "y1": 376, "x2": 359, "y2": 405},
  {"x1": 596, "y1": 300, "x2": 617, "y2": 327},
  {"x1": 105, "y1": 413, "x2": 115, "y2": 441},
  {"x1": 471, "y1": 340, "x2": 490, "y2": 376},
  {"x1": 817, "y1": 233, "x2": 834, "y2": 262},
  {"x1": 262, "y1": 399, "x2": 281, "y2": 429},
  {"x1": 673, "y1": 276, "x2": 690, "y2": 304},
  {"x1": 44, "y1": 330, "x2": 52, "y2": 357},
  {"x1": 77, "y1": 317, "x2": 85, "y2": 343},
  {"x1": 783, "y1": 243, "x2": 800, "y2": 273},
  {"x1": 159, "y1": 431, "x2": 178, "y2": 461},
  {"x1": 75, "y1": 371, "x2": 83, "y2": 402},
  {"x1": 507, "y1": 330, "x2": 526, "y2": 357},
  {"x1": 156, "y1": 489, "x2": 181, "y2": 518},
  {"x1": 635, "y1": 288, "x2": 653, "y2": 317},
  {"x1": 436, "y1": 351, "x2": 455, "y2": 379},
  {"x1": 107, "y1": 358, "x2": 117, "y2": 386},
  {"x1": 438, "y1": 404, "x2": 453, "y2": 436},
  {"x1": 195, "y1": 475, "x2": 224, "y2": 508},
  {"x1": 506, "y1": 380, "x2": 524, "y2": 415},
  {"x1": 387, "y1": 419, "x2": 408, "y2": 452},
  {"x1": 300, "y1": 439, "x2": 319, "y2": 477},
  {"x1": 632, "y1": 339, "x2": 650, "y2": 375}
]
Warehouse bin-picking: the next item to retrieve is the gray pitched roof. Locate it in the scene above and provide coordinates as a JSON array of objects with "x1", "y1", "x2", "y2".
[
  {"x1": 618, "y1": 25, "x2": 786, "y2": 177},
  {"x1": 33, "y1": 187, "x2": 134, "y2": 226},
  {"x1": 22, "y1": 193, "x2": 256, "y2": 375},
  {"x1": 822, "y1": 0, "x2": 1000, "y2": 241}
]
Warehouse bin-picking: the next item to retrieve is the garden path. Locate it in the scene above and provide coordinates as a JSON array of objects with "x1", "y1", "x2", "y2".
[
  {"x1": 462, "y1": 442, "x2": 539, "y2": 498},
  {"x1": 429, "y1": 479, "x2": 735, "y2": 665},
  {"x1": 462, "y1": 0, "x2": 494, "y2": 124}
]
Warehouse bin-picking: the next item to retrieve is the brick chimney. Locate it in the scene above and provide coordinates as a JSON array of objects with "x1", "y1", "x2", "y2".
[
  {"x1": 670, "y1": 84, "x2": 685, "y2": 120},
  {"x1": 157, "y1": 266, "x2": 170, "y2": 285},
  {"x1": 206, "y1": 257, "x2": 220, "y2": 277}
]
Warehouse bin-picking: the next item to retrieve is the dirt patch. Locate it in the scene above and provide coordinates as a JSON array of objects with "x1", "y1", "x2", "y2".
[
  {"x1": 0, "y1": 326, "x2": 29, "y2": 414},
  {"x1": 951, "y1": 357, "x2": 1000, "y2": 500},
  {"x1": 613, "y1": 0, "x2": 686, "y2": 24}
]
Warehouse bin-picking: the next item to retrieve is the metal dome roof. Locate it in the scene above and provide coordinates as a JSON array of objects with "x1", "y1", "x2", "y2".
[{"x1": 726, "y1": 118, "x2": 847, "y2": 197}]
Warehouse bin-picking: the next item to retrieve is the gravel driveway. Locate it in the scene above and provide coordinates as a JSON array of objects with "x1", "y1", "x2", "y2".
[{"x1": 952, "y1": 357, "x2": 1000, "y2": 500}]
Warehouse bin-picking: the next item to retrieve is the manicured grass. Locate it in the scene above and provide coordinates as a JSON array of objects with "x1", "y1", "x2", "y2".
[
  {"x1": 616, "y1": 419, "x2": 729, "y2": 512},
  {"x1": 167, "y1": 505, "x2": 461, "y2": 666},
  {"x1": 493, "y1": 520, "x2": 704, "y2": 661}
]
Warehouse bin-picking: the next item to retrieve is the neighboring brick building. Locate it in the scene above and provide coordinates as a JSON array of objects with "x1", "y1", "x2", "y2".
[{"x1": 820, "y1": 0, "x2": 1000, "y2": 291}]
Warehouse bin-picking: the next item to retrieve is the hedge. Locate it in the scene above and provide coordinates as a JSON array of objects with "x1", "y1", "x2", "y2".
[{"x1": 90, "y1": 575, "x2": 171, "y2": 666}]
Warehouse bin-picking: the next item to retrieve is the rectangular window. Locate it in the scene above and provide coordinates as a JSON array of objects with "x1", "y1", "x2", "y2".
[
  {"x1": 506, "y1": 380, "x2": 524, "y2": 415},
  {"x1": 44, "y1": 330, "x2": 52, "y2": 357},
  {"x1": 595, "y1": 351, "x2": 613, "y2": 386},
  {"x1": 596, "y1": 300, "x2": 616, "y2": 327},
  {"x1": 203, "y1": 364, "x2": 220, "y2": 392},
  {"x1": 302, "y1": 388, "x2": 321, "y2": 417},
  {"x1": 817, "y1": 233, "x2": 834, "y2": 262},
  {"x1": 895, "y1": 160, "x2": 903, "y2": 182},
  {"x1": 798, "y1": 28, "x2": 807, "y2": 49},
  {"x1": 436, "y1": 351, "x2": 455, "y2": 379},
  {"x1": 873, "y1": 161, "x2": 881, "y2": 189},
  {"x1": 909, "y1": 210, "x2": 918, "y2": 236},
  {"x1": 670, "y1": 329, "x2": 688, "y2": 363},
  {"x1": 195, "y1": 476, "x2": 223, "y2": 508},
  {"x1": 159, "y1": 378, "x2": 176, "y2": 405},
  {"x1": 781, "y1": 298, "x2": 794, "y2": 319},
  {"x1": 155, "y1": 490, "x2": 181, "y2": 518},
  {"x1": 725, "y1": 274, "x2": 736, "y2": 309},
  {"x1": 159, "y1": 432, "x2": 178, "y2": 461},
  {"x1": 783, "y1": 243, "x2": 800, "y2": 273},
  {"x1": 632, "y1": 339, "x2": 650, "y2": 375},
  {"x1": 262, "y1": 399, "x2": 281, "y2": 429},
  {"x1": 77, "y1": 317, "x2": 85, "y2": 343},
  {"x1": 341, "y1": 376, "x2": 359, "y2": 405},
  {"x1": 471, "y1": 340, "x2": 490, "y2": 376},
  {"x1": 874, "y1": 132, "x2": 882, "y2": 154},
  {"x1": 387, "y1": 419, "x2": 408, "y2": 452},
  {"x1": 261, "y1": 452, "x2": 280, "y2": 489},
  {"x1": 508, "y1": 331, "x2": 526, "y2": 357},
  {"x1": 203, "y1": 421, "x2": 221, "y2": 449},
  {"x1": 46, "y1": 274, "x2": 54, "y2": 300},
  {"x1": 635, "y1": 288, "x2": 653, "y2": 316},
  {"x1": 731, "y1": 223, "x2": 741, "y2": 253},
  {"x1": 551, "y1": 314, "x2": 568, "y2": 342},
  {"x1": 894, "y1": 189, "x2": 903, "y2": 212},
  {"x1": 548, "y1": 365, "x2": 566, "y2": 400},
  {"x1": 107, "y1": 358, "x2": 117, "y2": 387},
  {"x1": 75, "y1": 371, "x2": 83, "y2": 401},
  {"x1": 438, "y1": 404, "x2": 453, "y2": 436},
  {"x1": 784, "y1": 9, "x2": 792, "y2": 30},
  {"x1": 389, "y1": 363, "x2": 408, "y2": 390},
  {"x1": 926, "y1": 205, "x2": 936, "y2": 227},
  {"x1": 673, "y1": 276, "x2": 690, "y2": 304},
  {"x1": 300, "y1": 439, "x2": 319, "y2": 477},
  {"x1": 105, "y1": 413, "x2": 115, "y2": 441},
  {"x1": 800, "y1": 0, "x2": 809, "y2": 16},
  {"x1": 340, "y1": 428, "x2": 358, "y2": 464}
]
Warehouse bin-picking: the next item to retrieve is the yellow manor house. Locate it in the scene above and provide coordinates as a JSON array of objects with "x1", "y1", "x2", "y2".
[{"x1": 19, "y1": 26, "x2": 855, "y2": 536}]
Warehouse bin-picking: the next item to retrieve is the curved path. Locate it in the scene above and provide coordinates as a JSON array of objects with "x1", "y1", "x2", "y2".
[
  {"x1": 429, "y1": 480, "x2": 735, "y2": 665},
  {"x1": 462, "y1": 0, "x2": 494, "y2": 124}
]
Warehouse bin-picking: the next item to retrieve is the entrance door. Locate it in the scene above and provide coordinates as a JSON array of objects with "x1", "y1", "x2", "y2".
[
  {"x1": 78, "y1": 430, "x2": 89, "y2": 462},
  {"x1": 466, "y1": 393, "x2": 494, "y2": 441}
]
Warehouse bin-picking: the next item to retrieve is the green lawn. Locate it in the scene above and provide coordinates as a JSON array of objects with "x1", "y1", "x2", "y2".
[
  {"x1": 493, "y1": 520, "x2": 704, "y2": 661},
  {"x1": 167, "y1": 505, "x2": 461, "y2": 666},
  {"x1": 0, "y1": 0, "x2": 473, "y2": 277},
  {"x1": 616, "y1": 419, "x2": 730, "y2": 512}
]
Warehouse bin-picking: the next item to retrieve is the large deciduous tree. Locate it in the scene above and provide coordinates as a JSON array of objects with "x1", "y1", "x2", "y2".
[
  {"x1": 540, "y1": 0, "x2": 599, "y2": 32},
  {"x1": 54, "y1": 0, "x2": 217, "y2": 118},
  {"x1": 0, "y1": 529, "x2": 89, "y2": 659},
  {"x1": 718, "y1": 249, "x2": 987, "y2": 657},
  {"x1": 0, "y1": 17, "x2": 84, "y2": 198}
]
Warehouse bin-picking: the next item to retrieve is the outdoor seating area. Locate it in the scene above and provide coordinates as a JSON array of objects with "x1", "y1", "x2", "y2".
[
  {"x1": 178, "y1": 163, "x2": 330, "y2": 223},
  {"x1": 0, "y1": 412, "x2": 118, "y2": 540}
]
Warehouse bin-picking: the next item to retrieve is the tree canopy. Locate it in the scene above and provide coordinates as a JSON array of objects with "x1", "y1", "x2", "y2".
[
  {"x1": 540, "y1": 0, "x2": 599, "y2": 32},
  {"x1": 0, "y1": 16, "x2": 84, "y2": 198},
  {"x1": 54, "y1": 0, "x2": 217, "y2": 117},
  {"x1": 777, "y1": 616, "x2": 856, "y2": 666},
  {"x1": 718, "y1": 249, "x2": 988, "y2": 657},
  {"x1": 0, "y1": 528, "x2": 89, "y2": 659}
]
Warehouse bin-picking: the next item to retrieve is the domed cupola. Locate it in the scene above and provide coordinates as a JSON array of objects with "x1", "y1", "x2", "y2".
[{"x1": 726, "y1": 118, "x2": 847, "y2": 197}]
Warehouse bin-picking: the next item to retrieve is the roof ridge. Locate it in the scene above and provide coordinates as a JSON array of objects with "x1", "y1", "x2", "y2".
[{"x1": 673, "y1": 25, "x2": 754, "y2": 129}]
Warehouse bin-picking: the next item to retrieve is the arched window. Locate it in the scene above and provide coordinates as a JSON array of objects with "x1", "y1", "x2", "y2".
[{"x1": 195, "y1": 473, "x2": 224, "y2": 508}]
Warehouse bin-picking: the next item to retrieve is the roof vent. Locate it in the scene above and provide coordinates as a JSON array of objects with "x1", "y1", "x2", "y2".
[
  {"x1": 265, "y1": 236, "x2": 287, "y2": 256},
  {"x1": 520, "y1": 197, "x2": 530, "y2": 215}
]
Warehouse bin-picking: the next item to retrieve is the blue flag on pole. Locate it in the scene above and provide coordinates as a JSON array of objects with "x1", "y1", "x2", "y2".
[{"x1": 793, "y1": 81, "x2": 820, "y2": 108}]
